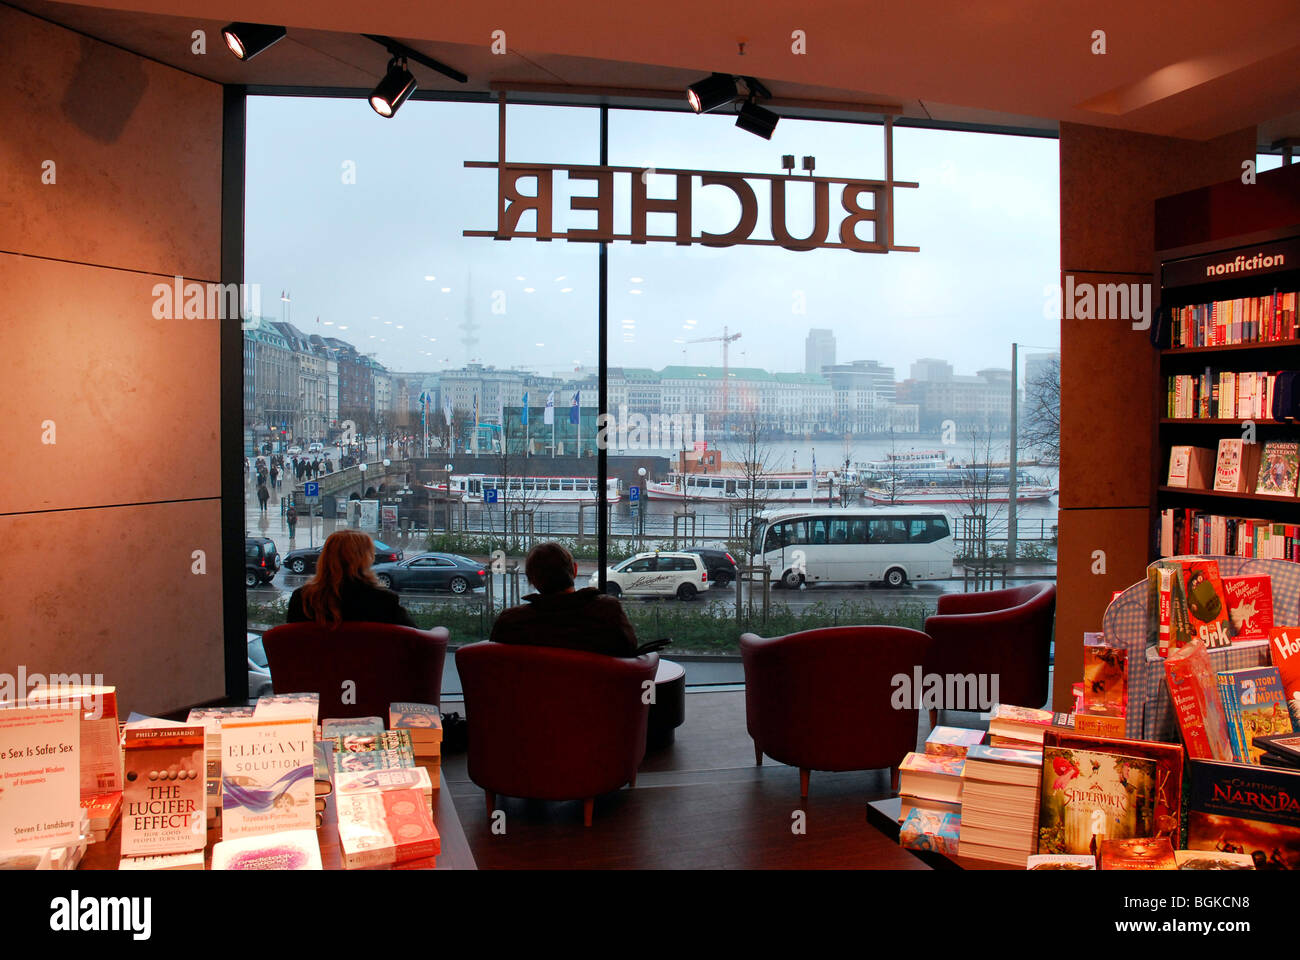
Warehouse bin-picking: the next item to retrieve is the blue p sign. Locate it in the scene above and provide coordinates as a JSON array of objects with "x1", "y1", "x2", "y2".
[
  {"x1": 629, "y1": 485, "x2": 640, "y2": 502},
  {"x1": 304, "y1": 482, "x2": 320, "y2": 497},
  {"x1": 485, "y1": 488, "x2": 499, "y2": 504}
]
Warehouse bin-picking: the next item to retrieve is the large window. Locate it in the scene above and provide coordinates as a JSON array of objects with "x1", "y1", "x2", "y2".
[{"x1": 241, "y1": 95, "x2": 1059, "y2": 669}]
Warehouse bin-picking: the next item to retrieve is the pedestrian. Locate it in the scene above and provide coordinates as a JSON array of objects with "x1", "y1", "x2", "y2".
[
  {"x1": 287, "y1": 503, "x2": 298, "y2": 539},
  {"x1": 257, "y1": 482, "x2": 269, "y2": 513},
  {"x1": 271, "y1": 464, "x2": 280, "y2": 489}
]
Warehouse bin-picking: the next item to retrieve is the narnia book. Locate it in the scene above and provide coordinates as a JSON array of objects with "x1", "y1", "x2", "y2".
[
  {"x1": 1099, "y1": 837, "x2": 1177, "y2": 870},
  {"x1": 220, "y1": 717, "x2": 315, "y2": 840},
  {"x1": 1174, "y1": 849, "x2": 1256, "y2": 870},
  {"x1": 1224, "y1": 576, "x2": 1274, "y2": 643},
  {"x1": 1186, "y1": 759, "x2": 1300, "y2": 869},
  {"x1": 1042, "y1": 728, "x2": 1184, "y2": 843},
  {"x1": 1268, "y1": 627, "x2": 1300, "y2": 727},
  {"x1": 1254, "y1": 441, "x2": 1300, "y2": 497},
  {"x1": 120, "y1": 726, "x2": 206, "y2": 857},
  {"x1": 1037, "y1": 747, "x2": 1157, "y2": 856}
]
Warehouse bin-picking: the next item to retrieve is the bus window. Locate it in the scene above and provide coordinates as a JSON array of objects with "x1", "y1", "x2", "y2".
[
  {"x1": 829, "y1": 519, "x2": 850, "y2": 544},
  {"x1": 809, "y1": 519, "x2": 829, "y2": 544},
  {"x1": 849, "y1": 519, "x2": 869, "y2": 544},
  {"x1": 870, "y1": 518, "x2": 908, "y2": 543},
  {"x1": 909, "y1": 516, "x2": 951, "y2": 543}
]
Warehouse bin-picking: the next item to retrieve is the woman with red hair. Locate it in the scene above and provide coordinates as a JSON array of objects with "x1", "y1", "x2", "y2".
[{"x1": 286, "y1": 529, "x2": 415, "y2": 627}]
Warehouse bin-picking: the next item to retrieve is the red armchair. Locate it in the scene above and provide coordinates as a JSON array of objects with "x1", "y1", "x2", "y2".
[
  {"x1": 262, "y1": 622, "x2": 448, "y2": 718},
  {"x1": 740, "y1": 626, "x2": 933, "y2": 798},
  {"x1": 455, "y1": 641, "x2": 658, "y2": 826},
  {"x1": 922, "y1": 582, "x2": 1056, "y2": 725}
]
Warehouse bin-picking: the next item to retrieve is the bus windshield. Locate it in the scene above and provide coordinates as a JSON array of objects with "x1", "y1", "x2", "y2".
[{"x1": 750, "y1": 518, "x2": 768, "y2": 558}]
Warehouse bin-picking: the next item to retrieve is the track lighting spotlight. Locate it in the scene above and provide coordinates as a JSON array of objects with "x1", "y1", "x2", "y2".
[
  {"x1": 370, "y1": 58, "x2": 418, "y2": 118},
  {"x1": 221, "y1": 22, "x2": 286, "y2": 61},
  {"x1": 736, "y1": 98, "x2": 779, "y2": 139},
  {"x1": 686, "y1": 73, "x2": 738, "y2": 114}
]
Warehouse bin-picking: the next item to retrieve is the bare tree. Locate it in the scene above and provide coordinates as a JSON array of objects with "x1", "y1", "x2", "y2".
[
  {"x1": 1021, "y1": 357, "x2": 1061, "y2": 464},
  {"x1": 725, "y1": 412, "x2": 780, "y2": 560},
  {"x1": 957, "y1": 427, "x2": 1010, "y2": 569}
]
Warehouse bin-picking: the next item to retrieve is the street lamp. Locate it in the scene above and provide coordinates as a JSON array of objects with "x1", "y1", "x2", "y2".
[{"x1": 637, "y1": 467, "x2": 647, "y2": 539}]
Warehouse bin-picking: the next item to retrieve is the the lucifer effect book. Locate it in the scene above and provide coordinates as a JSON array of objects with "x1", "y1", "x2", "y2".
[
  {"x1": 221, "y1": 717, "x2": 314, "y2": 839},
  {"x1": 120, "y1": 725, "x2": 205, "y2": 856}
]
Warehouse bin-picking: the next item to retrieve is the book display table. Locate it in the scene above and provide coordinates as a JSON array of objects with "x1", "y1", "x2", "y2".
[{"x1": 79, "y1": 779, "x2": 477, "y2": 871}]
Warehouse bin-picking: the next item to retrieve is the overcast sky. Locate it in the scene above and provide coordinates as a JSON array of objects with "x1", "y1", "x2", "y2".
[{"x1": 245, "y1": 96, "x2": 1063, "y2": 379}]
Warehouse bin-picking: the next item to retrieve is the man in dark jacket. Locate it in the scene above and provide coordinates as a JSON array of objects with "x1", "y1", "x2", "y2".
[{"x1": 490, "y1": 542, "x2": 638, "y2": 657}]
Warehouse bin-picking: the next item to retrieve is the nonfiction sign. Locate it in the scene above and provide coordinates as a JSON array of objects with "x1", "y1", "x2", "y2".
[{"x1": 465, "y1": 162, "x2": 919, "y2": 254}]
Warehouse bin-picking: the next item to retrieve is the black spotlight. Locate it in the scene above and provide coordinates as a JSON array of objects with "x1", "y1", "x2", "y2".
[
  {"x1": 686, "y1": 73, "x2": 737, "y2": 114},
  {"x1": 735, "y1": 98, "x2": 779, "y2": 139},
  {"x1": 221, "y1": 22, "x2": 286, "y2": 61},
  {"x1": 370, "y1": 58, "x2": 418, "y2": 118}
]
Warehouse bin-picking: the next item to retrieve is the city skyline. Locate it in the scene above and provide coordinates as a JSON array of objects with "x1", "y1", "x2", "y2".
[{"x1": 245, "y1": 97, "x2": 1063, "y2": 378}]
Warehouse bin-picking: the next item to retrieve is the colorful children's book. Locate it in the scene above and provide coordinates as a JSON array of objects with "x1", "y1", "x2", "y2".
[
  {"x1": 1268, "y1": 626, "x2": 1300, "y2": 727},
  {"x1": 1213, "y1": 438, "x2": 1259, "y2": 494},
  {"x1": 1026, "y1": 854, "x2": 1096, "y2": 870},
  {"x1": 899, "y1": 807, "x2": 961, "y2": 856},
  {"x1": 923, "y1": 726, "x2": 984, "y2": 759},
  {"x1": 1218, "y1": 666, "x2": 1294, "y2": 764},
  {"x1": 1186, "y1": 759, "x2": 1300, "y2": 869},
  {"x1": 1099, "y1": 837, "x2": 1177, "y2": 870},
  {"x1": 1180, "y1": 559, "x2": 1235, "y2": 649},
  {"x1": 1174, "y1": 850, "x2": 1256, "y2": 869},
  {"x1": 1224, "y1": 576, "x2": 1274, "y2": 642},
  {"x1": 1164, "y1": 640, "x2": 1235, "y2": 761},
  {"x1": 1254, "y1": 441, "x2": 1300, "y2": 496},
  {"x1": 1037, "y1": 747, "x2": 1157, "y2": 856}
]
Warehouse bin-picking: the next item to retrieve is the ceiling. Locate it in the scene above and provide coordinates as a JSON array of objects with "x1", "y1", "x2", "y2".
[{"x1": 10, "y1": 0, "x2": 1300, "y2": 147}]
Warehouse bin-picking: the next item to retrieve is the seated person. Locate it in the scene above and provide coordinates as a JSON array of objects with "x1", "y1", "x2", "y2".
[
  {"x1": 490, "y1": 542, "x2": 638, "y2": 657},
  {"x1": 287, "y1": 529, "x2": 416, "y2": 628}
]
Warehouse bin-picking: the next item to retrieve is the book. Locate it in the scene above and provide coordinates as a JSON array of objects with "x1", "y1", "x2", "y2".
[
  {"x1": 987, "y1": 704, "x2": 1052, "y2": 747},
  {"x1": 898, "y1": 807, "x2": 960, "y2": 856},
  {"x1": 1174, "y1": 849, "x2": 1256, "y2": 870},
  {"x1": 328, "y1": 730, "x2": 415, "y2": 755},
  {"x1": 1218, "y1": 666, "x2": 1294, "y2": 764},
  {"x1": 220, "y1": 717, "x2": 315, "y2": 840},
  {"x1": 1099, "y1": 837, "x2": 1177, "y2": 870},
  {"x1": 1026, "y1": 854, "x2": 1096, "y2": 870},
  {"x1": 923, "y1": 726, "x2": 984, "y2": 759},
  {"x1": 896, "y1": 795, "x2": 961, "y2": 817},
  {"x1": 1167, "y1": 445, "x2": 1214, "y2": 489},
  {"x1": 336, "y1": 788, "x2": 440, "y2": 869},
  {"x1": 211, "y1": 829, "x2": 323, "y2": 870},
  {"x1": 388, "y1": 703, "x2": 443, "y2": 742},
  {"x1": 1268, "y1": 627, "x2": 1300, "y2": 727},
  {"x1": 1186, "y1": 759, "x2": 1300, "y2": 869},
  {"x1": 1180, "y1": 558, "x2": 1235, "y2": 650},
  {"x1": 1164, "y1": 640, "x2": 1236, "y2": 761},
  {"x1": 1042, "y1": 728, "x2": 1184, "y2": 843},
  {"x1": 1147, "y1": 559, "x2": 1194, "y2": 653},
  {"x1": 321, "y1": 717, "x2": 385, "y2": 739},
  {"x1": 961, "y1": 744, "x2": 1043, "y2": 786},
  {"x1": 0, "y1": 706, "x2": 81, "y2": 854},
  {"x1": 1255, "y1": 441, "x2": 1300, "y2": 496},
  {"x1": 79, "y1": 792, "x2": 122, "y2": 843},
  {"x1": 897, "y1": 752, "x2": 964, "y2": 803},
  {"x1": 335, "y1": 765, "x2": 435, "y2": 798},
  {"x1": 23, "y1": 685, "x2": 122, "y2": 798},
  {"x1": 117, "y1": 850, "x2": 205, "y2": 870},
  {"x1": 120, "y1": 726, "x2": 206, "y2": 857},
  {"x1": 1224, "y1": 576, "x2": 1274, "y2": 642},
  {"x1": 1213, "y1": 438, "x2": 1260, "y2": 494},
  {"x1": 253, "y1": 693, "x2": 320, "y2": 724},
  {"x1": 1037, "y1": 746, "x2": 1157, "y2": 856},
  {"x1": 1082, "y1": 640, "x2": 1127, "y2": 714},
  {"x1": 1252, "y1": 732, "x2": 1300, "y2": 767}
]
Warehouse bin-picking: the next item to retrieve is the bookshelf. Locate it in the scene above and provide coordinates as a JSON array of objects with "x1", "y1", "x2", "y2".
[{"x1": 1155, "y1": 225, "x2": 1300, "y2": 559}]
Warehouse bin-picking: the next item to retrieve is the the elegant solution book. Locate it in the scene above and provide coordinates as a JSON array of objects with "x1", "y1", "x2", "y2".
[{"x1": 220, "y1": 717, "x2": 315, "y2": 840}]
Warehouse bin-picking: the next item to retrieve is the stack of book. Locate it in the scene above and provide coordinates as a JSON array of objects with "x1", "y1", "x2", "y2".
[
  {"x1": 957, "y1": 745, "x2": 1043, "y2": 866},
  {"x1": 390, "y1": 702, "x2": 443, "y2": 790},
  {"x1": 1253, "y1": 733, "x2": 1300, "y2": 769},
  {"x1": 896, "y1": 749, "x2": 965, "y2": 855},
  {"x1": 186, "y1": 705, "x2": 255, "y2": 833},
  {"x1": 336, "y1": 788, "x2": 440, "y2": 869},
  {"x1": 986, "y1": 704, "x2": 1052, "y2": 750},
  {"x1": 79, "y1": 793, "x2": 121, "y2": 843}
]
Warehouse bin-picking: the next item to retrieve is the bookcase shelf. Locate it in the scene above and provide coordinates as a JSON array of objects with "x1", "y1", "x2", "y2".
[{"x1": 1156, "y1": 225, "x2": 1300, "y2": 560}]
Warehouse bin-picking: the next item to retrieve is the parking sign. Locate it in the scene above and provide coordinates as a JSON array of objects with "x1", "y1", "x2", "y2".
[
  {"x1": 485, "y1": 488, "x2": 499, "y2": 504},
  {"x1": 304, "y1": 481, "x2": 320, "y2": 499},
  {"x1": 629, "y1": 485, "x2": 640, "y2": 502}
]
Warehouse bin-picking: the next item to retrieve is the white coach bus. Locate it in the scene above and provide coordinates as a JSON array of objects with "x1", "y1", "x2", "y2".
[{"x1": 749, "y1": 506, "x2": 956, "y2": 588}]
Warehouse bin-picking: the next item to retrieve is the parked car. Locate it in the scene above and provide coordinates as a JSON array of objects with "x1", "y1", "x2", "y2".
[
  {"x1": 372, "y1": 553, "x2": 486, "y2": 594},
  {"x1": 681, "y1": 546, "x2": 738, "y2": 587},
  {"x1": 591, "y1": 551, "x2": 708, "y2": 601},
  {"x1": 307, "y1": 442, "x2": 324, "y2": 454},
  {"x1": 287, "y1": 445, "x2": 303, "y2": 455},
  {"x1": 245, "y1": 536, "x2": 280, "y2": 587},
  {"x1": 282, "y1": 539, "x2": 403, "y2": 575}
]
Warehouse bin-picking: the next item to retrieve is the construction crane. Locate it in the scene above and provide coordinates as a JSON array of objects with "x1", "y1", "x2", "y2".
[{"x1": 687, "y1": 325, "x2": 742, "y2": 433}]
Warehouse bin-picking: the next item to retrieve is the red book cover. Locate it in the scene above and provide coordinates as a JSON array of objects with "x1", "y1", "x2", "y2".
[
  {"x1": 1164, "y1": 641, "x2": 1234, "y2": 762},
  {"x1": 1267, "y1": 627, "x2": 1300, "y2": 728},
  {"x1": 1100, "y1": 837, "x2": 1176, "y2": 870},
  {"x1": 1223, "y1": 576, "x2": 1274, "y2": 642}
]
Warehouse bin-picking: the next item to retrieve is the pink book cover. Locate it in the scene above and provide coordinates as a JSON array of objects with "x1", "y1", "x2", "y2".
[{"x1": 1224, "y1": 576, "x2": 1274, "y2": 643}]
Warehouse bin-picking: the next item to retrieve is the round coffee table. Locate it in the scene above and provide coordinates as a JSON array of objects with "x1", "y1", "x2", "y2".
[{"x1": 646, "y1": 659, "x2": 686, "y2": 748}]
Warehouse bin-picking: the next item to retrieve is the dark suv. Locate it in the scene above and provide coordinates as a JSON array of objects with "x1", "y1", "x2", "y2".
[
  {"x1": 245, "y1": 536, "x2": 280, "y2": 587},
  {"x1": 682, "y1": 547, "x2": 738, "y2": 587}
]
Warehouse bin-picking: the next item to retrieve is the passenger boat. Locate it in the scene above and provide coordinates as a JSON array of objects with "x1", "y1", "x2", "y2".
[
  {"x1": 646, "y1": 471, "x2": 834, "y2": 503},
  {"x1": 863, "y1": 468, "x2": 1056, "y2": 505},
  {"x1": 428, "y1": 473, "x2": 622, "y2": 504}
]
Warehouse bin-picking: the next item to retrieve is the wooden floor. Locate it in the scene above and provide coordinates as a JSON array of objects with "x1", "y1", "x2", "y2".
[{"x1": 440, "y1": 690, "x2": 990, "y2": 869}]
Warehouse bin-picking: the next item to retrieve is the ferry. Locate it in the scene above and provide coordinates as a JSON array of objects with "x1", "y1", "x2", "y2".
[
  {"x1": 863, "y1": 468, "x2": 1056, "y2": 505},
  {"x1": 858, "y1": 450, "x2": 952, "y2": 478},
  {"x1": 428, "y1": 473, "x2": 622, "y2": 504},
  {"x1": 646, "y1": 471, "x2": 834, "y2": 503}
]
